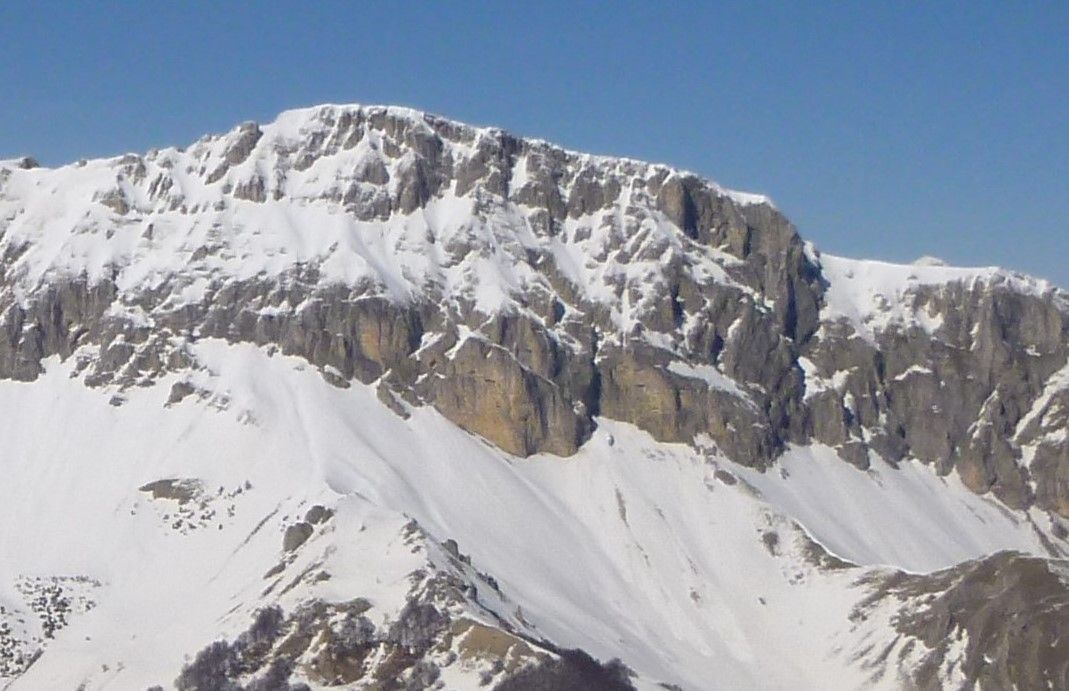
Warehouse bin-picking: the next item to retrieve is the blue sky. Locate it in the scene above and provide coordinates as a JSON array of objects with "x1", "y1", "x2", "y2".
[{"x1": 2, "y1": 2, "x2": 1066, "y2": 286}]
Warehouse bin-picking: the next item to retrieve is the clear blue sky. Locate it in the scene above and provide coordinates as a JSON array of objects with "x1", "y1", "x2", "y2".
[{"x1": 2, "y1": 2, "x2": 1066, "y2": 286}]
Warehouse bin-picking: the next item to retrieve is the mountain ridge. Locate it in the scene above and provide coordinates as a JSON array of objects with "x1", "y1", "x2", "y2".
[
  {"x1": 1, "y1": 103, "x2": 1068, "y2": 689},
  {"x1": 1, "y1": 102, "x2": 1066, "y2": 512},
  {"x1": 7, "y1": 102, "x2": 1066, "y2": 291}
]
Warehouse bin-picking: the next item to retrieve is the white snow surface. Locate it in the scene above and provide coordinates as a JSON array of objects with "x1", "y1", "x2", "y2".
[
  {"x1": 0, "y1": 341, "x2": 1057, "y2": 690},
  {"x1": 736, "y1": 446, "x2": 1052, "y2": 572}
]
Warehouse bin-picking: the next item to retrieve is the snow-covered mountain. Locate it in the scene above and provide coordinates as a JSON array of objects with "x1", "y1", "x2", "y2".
[{"x1": 1, "y1": 104, "x2": 1067, "y2": 690}]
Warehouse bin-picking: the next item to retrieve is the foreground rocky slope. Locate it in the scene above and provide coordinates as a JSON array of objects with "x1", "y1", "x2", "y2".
[{"x1": 0, "y1": 105, "x2": 1066, "y2": 689}]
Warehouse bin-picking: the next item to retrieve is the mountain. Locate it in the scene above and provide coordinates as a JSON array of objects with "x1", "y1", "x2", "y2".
[{"x1": 0, "y1": 104, "x2": 1066, "y2": 690}]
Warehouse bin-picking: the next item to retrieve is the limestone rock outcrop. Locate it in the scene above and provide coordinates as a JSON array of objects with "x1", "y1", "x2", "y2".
[{"x1": 0, "y1": 103, "x2": 1066, "y2": 521}]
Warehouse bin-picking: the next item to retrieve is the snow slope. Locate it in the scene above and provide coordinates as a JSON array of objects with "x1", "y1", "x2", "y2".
[{"x1": 0, "y1": 341, "x2": 1057, "y2": 690}]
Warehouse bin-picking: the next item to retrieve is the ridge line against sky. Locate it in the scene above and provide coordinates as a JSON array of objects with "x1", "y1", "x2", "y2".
[{"x1": 1, "y1": 1, "x2": 1066, "y2": 287}]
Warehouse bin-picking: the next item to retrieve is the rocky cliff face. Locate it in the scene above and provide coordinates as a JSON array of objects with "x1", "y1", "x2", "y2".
[
  {"x1": 1, "y1": 104, "x2": 1066, "y2": 522},
  {"x1": 851, "y1": 551, "x2": 1069, "y2": 690}
]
